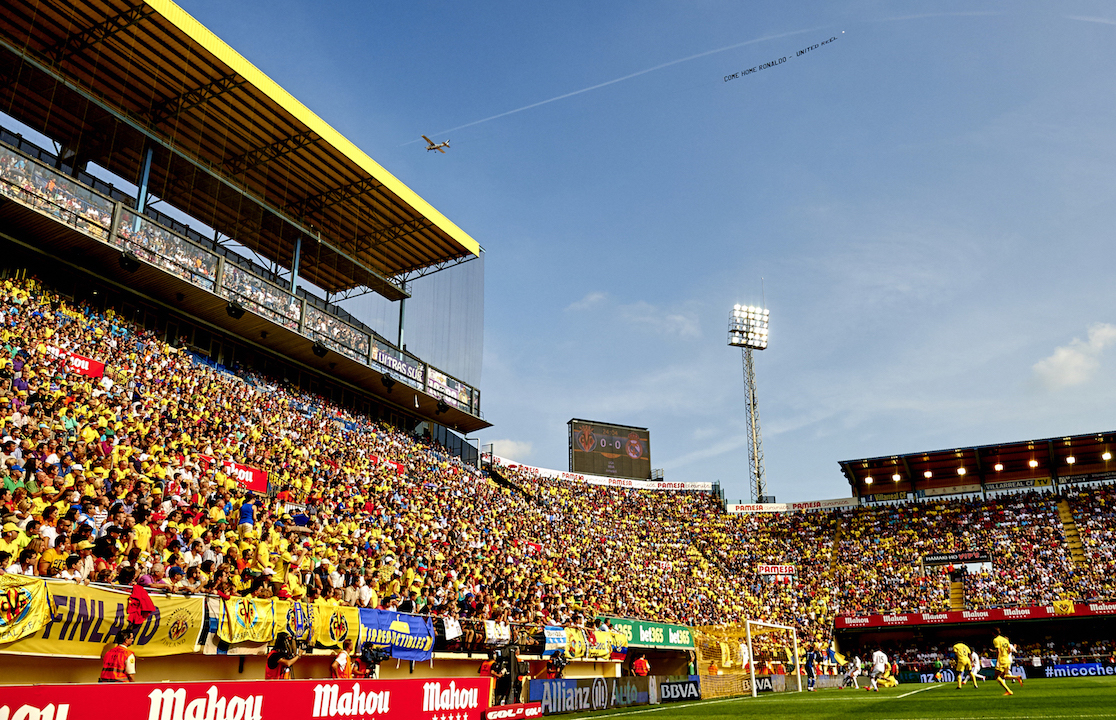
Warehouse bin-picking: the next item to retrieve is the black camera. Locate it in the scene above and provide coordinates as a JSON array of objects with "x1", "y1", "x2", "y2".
[
  {"x1": 548, "y1": 649, "x2": 569, "y2": 678},
  {"x1": 360, "y1": 642, "x2": 393, "y2": 666}
]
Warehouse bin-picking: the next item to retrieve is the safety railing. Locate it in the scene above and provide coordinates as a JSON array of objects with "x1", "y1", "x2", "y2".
[
  {"x1": 304, "y1": 304, "x2": 372, "y2": 363},
  {"x1": 0, "y1": 138, "x2": 482, "y2": 417},
  {"x1": 116, "y1": 208, "x2": 219, "y2": 291}
]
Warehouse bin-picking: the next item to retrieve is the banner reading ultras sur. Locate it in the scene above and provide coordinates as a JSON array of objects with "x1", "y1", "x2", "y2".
[
  {"x1": 0, "y1": 677, "x2": 492, "y2": 720},
  {"x1": 834, "y1": 601, "x2": 1116, "y2": 629}
]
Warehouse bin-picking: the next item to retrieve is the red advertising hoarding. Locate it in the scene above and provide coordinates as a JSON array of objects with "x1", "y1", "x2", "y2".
[
  {"x1": 0, "y1": 677, "x2": 492, "y2": 720},
  {"x1": 198, "y1": 454, "x2": 269, "y2": 493},
  {"x1": 835, "y1": 601, "x2": 1116, "y2": 629},
  {"x1": 46, "y1": 345, "x2": 106, "y2": 378}
]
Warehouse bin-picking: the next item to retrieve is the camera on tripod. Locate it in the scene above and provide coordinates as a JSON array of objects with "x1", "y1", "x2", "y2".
[
  {"x1": 548, "y1": 648, "x2": 569, "y2": 678},
  {"x1": 360, "y1": 642, "x2": 393, "y2": 667}
]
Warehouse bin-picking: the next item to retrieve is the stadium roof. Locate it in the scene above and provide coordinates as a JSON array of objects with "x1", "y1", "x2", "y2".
[
  {"x1": 840, "y1": 430, "x2": 1116, "y2": 497},
  {"x1": 0, "y1": 0, "x2": 479, "y2": 298}
]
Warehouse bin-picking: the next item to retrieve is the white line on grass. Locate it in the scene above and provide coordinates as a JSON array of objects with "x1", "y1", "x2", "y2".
[
  {"x1": 897, "y1": 685, "x2": 945, "y2": 698},
  {"x1": 566, "y1": 696, "x2": 748, "y2": 717}
]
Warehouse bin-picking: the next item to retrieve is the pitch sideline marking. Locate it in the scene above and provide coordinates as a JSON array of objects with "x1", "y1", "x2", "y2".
[
  {"x1": 897, "y1": 684, "x2": 945, "y2": 698},
  {"x1": 565, "y1": 696, "x2": 747, "y2": 717}
]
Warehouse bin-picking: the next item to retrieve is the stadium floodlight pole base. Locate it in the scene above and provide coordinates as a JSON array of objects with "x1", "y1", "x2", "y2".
[{"x1": 745, "y1": 620, "x2": 801, "y2": 697}]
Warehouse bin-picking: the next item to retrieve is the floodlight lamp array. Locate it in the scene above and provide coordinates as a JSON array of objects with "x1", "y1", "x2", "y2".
[{"x1": 728, "y1": 304, "x2": 770, "y2": 350}]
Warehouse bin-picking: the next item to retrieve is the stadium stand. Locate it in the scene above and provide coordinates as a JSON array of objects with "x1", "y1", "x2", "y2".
[{"x1": 2, "y1": 269, "x2": 1114, "y2": 663}]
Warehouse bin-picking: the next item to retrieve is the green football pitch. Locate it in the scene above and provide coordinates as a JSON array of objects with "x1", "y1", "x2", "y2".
[{"x1": 558, "y1": 677, "x2": 1116, "y2": 719}]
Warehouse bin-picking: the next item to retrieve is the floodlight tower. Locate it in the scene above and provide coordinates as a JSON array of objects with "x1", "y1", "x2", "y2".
[{"x1": 728, "y1": 304, "x2": 770, "y2": 502}]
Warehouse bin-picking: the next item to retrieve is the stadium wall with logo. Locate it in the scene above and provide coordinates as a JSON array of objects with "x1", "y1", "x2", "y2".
[{"x1": 0, "y1": 677, "x2": 492, "y2": 720}]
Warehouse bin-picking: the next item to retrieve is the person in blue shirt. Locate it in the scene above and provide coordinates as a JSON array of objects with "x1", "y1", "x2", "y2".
[
  {"x1": 238, "y1": 492, "x2": 257, "y2": 534},
  {"x1": 805, "y1": 645, "x2": 819, "y2": 692}
]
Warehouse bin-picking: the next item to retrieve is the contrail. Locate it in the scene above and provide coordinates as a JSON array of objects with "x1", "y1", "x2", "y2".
[
  {"x1": 403, "y1": 26, "x2": 822, "y2": 144},
  {"x1": 1065, "y1": 15, "x2": 1116, "y2": 26}
]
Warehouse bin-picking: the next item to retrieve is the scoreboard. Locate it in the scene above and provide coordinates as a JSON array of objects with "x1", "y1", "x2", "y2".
[{"x1": 568, "y1": 418, "x2": 651, "y2": 480}]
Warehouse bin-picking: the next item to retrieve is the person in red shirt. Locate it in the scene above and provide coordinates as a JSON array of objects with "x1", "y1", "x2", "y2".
[
  {"x1": 99, "y1": 629, "x2": 137, "y2": 682},
  {"x1": 632, "y1": 654, "x2": 650, "y2": 677}
]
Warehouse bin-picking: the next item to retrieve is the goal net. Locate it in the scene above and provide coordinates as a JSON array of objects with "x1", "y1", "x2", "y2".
[{"x1": 693, "y1": 620, "x2": 801, "y2": 699}]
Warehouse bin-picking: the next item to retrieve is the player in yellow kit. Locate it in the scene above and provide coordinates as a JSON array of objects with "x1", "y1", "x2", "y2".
[
  {"x1": 952, "y1": 642, "x2": 976, "y2": 689},
  {"x1": 992, "y1": 628, "x2": 1022, "y2": 695}
]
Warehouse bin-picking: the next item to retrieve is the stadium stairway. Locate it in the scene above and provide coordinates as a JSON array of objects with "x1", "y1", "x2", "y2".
[
  {"x1": 950, "y1": 580, "x2": 965, "y2": 611},
  {"x1": 827, "y1": 515, "x2": 846, "y2": 574},
  {"x1": 1057, "y1": 499, "x2": 1089, "y2": 565},
  {"x1": 487, "y1": 467, "x2": 538, "y2": 505}
]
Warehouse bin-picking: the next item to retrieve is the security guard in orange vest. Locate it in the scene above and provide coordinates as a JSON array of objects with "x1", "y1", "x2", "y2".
[{"x1": 99, "y1": 629, "x2": 137, "y2": 682}]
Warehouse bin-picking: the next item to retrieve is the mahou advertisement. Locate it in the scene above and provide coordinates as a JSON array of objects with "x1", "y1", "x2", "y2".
[{"x1": 0, "y1": 677, "x2": 492, "y2": 720}]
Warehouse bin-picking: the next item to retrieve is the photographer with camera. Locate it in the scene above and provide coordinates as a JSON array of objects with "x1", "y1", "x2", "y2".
[
  {"x1": 544, "y1": 648, "x2": 569, "y2": 679},
  {"x1": 265, "y1": 632, "x2": 302, "y2": 680},
  {"x1": 491, "y1": 649, "x2": 513, "y2": 706}
]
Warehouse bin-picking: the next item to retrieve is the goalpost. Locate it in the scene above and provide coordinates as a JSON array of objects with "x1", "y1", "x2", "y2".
[
  {"x1": 692, "y1": 620, "x2": 802, "y2": 700},
  {"x1": 745, "y1": 620, "x2": 802, "y2": 697}
]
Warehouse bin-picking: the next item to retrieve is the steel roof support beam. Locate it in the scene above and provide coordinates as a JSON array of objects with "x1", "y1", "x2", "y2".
[
  {"x1": 146, "y1": 72, "x2": 247, "y2": 127},
  {"x1": 901, "y1": 456, "x2": 915, "y2": 494},
  {"x1": 47, "y1": 4, "x2": 156, "y2": 66},
  {"x1": 1047, "y1": 440, "x2": 1060, "y2": 490},
  {"x1": 354, "y1": 217, "x2": 433, "y2": 255},
  {"x1": 392, "y1": 252, "x2": 477, "y2": 284},
  {"x1": 223, "y1": 129, "x2": 317, "y2": 175},
  {"x1": 284, "y1": 176, "x2": 384, "y2": 219}
]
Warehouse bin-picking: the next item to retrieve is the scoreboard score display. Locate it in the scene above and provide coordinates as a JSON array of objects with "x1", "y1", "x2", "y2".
[{"x1": 568, "y1": 419, "x2": 651, "y2": 480}]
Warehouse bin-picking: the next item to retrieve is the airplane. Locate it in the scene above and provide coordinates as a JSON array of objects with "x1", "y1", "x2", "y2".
[{"x1": 422, "y1": 135, "x2": 450, "y2": 153}]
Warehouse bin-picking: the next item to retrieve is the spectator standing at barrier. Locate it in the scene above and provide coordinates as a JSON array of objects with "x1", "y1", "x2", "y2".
[
  {"x1": 98, "y1": 629, "x2": 136, "y2": 682},
  {"x1": 632, "y1": 653, "x2": 650, "y2": 677}
]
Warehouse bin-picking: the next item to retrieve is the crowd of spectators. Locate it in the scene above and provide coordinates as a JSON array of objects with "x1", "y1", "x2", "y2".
[
  {"x1": 0, "y1": 145, "x2": 113, "y2": 241},
  {"x1": 304, "y1": 305, "x2": 371, "y2": 363},
  {"x1": 1066, "y1": 483, "x2": 1116, "y2": 601},
  {"x1": 220, "y1": 264, "x2": 301, "y2": 330},
  {"x1": 0, "y1": 274, "x2": 1114, "y2": 656},
  {"x1": 115, "y1": 210, "x2": 219, "y2": 291}
]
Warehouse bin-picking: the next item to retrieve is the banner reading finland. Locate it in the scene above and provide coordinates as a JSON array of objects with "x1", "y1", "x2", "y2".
[
  {"x1": 358, "y1": 609, "x2": 434, "y2": 661},
  {"x1": 3, "y1": 581, "x2": 203, "y2": 657}
]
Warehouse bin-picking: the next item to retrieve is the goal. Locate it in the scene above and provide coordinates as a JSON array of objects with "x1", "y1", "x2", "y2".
[
  {"x1": 692, "y1": 620, "x2": 801, "y2": 699},
  {"x1": 744, "y1": 620, "x2": 801, "y2": 697}
]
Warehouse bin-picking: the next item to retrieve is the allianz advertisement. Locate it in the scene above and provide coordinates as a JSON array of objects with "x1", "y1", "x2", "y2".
[{"x1": 606, "y1": 618, "x2": 693, "y2": 650}]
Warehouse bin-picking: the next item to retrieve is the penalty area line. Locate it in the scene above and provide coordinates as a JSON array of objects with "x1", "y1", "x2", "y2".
[{"x1": 898, "y1": 685, "x2": 945, "y2": 698}]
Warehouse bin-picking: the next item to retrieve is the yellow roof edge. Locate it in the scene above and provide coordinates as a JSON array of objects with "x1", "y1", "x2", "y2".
[{"x1": 146, "y1": 0, "x2": 480, "y2": 259}]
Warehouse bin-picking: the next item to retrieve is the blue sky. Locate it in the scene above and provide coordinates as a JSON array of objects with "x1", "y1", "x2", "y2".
[{"x1": 177, "y1": 1, "x2": 1116, "y2": 502}]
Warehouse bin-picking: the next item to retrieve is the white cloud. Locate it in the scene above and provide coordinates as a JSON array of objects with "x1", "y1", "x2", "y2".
[
  {"x1": 489, "y1": 439, "x2": 534, "y2": 462},
  {"x1": 1032, "y1": 323, "x2": 1116, "y2": 390},
  {"x1": 566, "y1": 292, "x2": 607, "y2": 312},
  {"x1": 619, "y1": 301, "x2": 701, "y2": 339}
]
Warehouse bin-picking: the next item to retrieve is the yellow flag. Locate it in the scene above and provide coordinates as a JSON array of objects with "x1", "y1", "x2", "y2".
[
  {"x1": 1053, "y1": 599, "x2": 1075, "y2": 616},
  {"x1": 0, "y1": 575, "x2": 51, "y2": 643},
  {"x1": 218, "y1": 597, "x2": 276, "y2": 644},
  {"x1": 310, "y1": 603, "x2": 359, "y2": 649}
]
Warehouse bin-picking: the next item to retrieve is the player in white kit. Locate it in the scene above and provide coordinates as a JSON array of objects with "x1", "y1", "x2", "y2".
[{"x1": 867, "y1": 648, "x2": 888, "y2": 692}]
